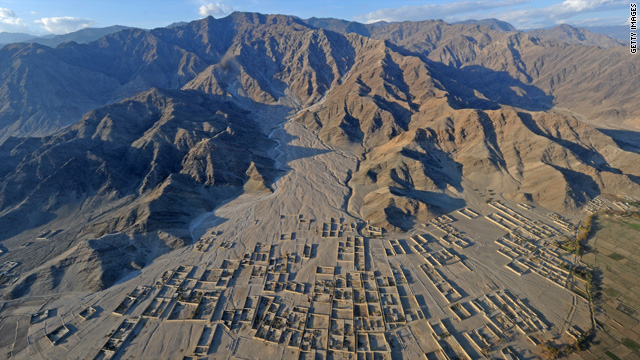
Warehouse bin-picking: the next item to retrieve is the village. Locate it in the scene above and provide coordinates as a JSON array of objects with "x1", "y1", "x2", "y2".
[{"x1": 10, "y1": 194, "x2": 635, "y2": 360}]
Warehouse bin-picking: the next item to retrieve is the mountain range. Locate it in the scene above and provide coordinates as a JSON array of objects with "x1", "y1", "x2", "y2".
[
  {"x1": 0, "y1": 12, "x2": 638, "y2": 297},
  {"x1": 0, "y1": 25, "x2": 132, "y2": 48},
  {"x1": 527, "y1": 23, "x2": 627, "y2": 48}
]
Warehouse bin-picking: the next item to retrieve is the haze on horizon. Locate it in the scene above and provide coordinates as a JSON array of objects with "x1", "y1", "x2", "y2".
[{"x1": 0, "y1": 0, "x2": 632, "y2": 35}]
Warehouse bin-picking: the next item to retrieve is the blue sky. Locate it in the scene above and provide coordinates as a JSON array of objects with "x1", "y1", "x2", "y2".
[{"x1": 0, "y1": 0, "x2": 632, "y2": 34}]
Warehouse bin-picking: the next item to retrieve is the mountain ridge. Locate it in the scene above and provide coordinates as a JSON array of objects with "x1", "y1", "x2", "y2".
[
  {"x1": 0, "y1": 87, "x2": 278, "y2": 296},
  {"x1": 527, "y1": 23, "x2": 626, "y2": 48},
  {"x1": 0, "y1": 25, "x2": 134, "y2": 48}
]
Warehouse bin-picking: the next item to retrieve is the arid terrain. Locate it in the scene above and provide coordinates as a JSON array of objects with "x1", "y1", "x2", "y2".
[{"x1": 0, "y1": 12, "x2": 638, "y2": 360}]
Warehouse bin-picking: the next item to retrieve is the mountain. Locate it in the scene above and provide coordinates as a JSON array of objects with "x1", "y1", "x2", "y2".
[
  {"x1": 0, "y1": 12, "x2": 638, "y2": 294},
  {"x1": 2, "y1": 17, "x2": 636, "y2": 144},
  {"x1": 292, "y1": 33, "x2": 640, "y2": 228},
  {"x1": 303, "y1": 17, "x2": 391, "y2": 36},
  {"x1": 0, "y1": 14, "x2": 358, "y2": 143},
  {"x1": 584, "y1": 25, "x2": 630, "y2": 43},
  {"x1": 29, "y1": 25, "x2": 134, "y2": 47},
  {"x1": 353, "y1": 20, "x2": 639, "y2": 126},
  {"x1": 455, "y1": 18, "x2": 517, "y2": 32},
  {"x1": 527, "y1": 24, "x2": 626, "y2": 48},
  {"x1": 166, "y1": 21, "x2": 190, "y2": 28},
  {"x1": 0, "y1": 12, "x2": 363, "y2": 294},
  {"x1": 0, "y1": 32, "x2": 35, "y2": 45},
  {"x1": 0, "y1": 26, "x2": 133, "y2": 49},
  {"x1": 0, "y1": 88, "x2": 277, "y2": 296},
  {"x1": 305, "y1": 17, "x2": 372, "y2": 36},
  {"x1": 0, "y1": 42, "x2": 123, "y2": 142}
]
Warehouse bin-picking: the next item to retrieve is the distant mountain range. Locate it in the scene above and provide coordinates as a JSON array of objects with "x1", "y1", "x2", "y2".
[
  {"x1": 584, "y1": 25, "x2": 631, "y2": 42},
  {"x1": 0, "y1": 25, "x2": 132, "y2": 48},
  {"x1": 527, "y1": 23, "x2": 627, "y2": 48},
  {"x1": 0, "y1": 32, "x2": 36, "y2": 44},
  {"x1": 304, "y1": 17, "x2": 627, "y2": 46}
]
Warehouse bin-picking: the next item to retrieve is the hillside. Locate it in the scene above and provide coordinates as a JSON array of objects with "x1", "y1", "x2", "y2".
[{"x1": 0, "y1": 88, "x2": 277, "y2": 296}]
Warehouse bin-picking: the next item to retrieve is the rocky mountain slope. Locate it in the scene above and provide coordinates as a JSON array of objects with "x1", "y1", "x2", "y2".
[
  {"x1": 292, "y1": 34, "x2": 640, "y2": 229},
  {"x1": 0, "y1": 88, "x2": 276, "y2": 297},
  {"x1": 454, "y1": 18, "x2": 517, "y2": 32},
  {"x1": 307, "y1": 18, "x2": 639, "y2": 126},
  {"x1": 0, "y1": 14, "x2": 358, "y2": 142},
  {"x1": 2, "y1": 14, "x2": 636, "y2": 143}
]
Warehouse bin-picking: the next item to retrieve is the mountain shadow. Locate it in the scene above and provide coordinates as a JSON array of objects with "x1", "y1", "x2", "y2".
[{"x1": 433, "y1": 64, "x2": 554, "y2": 111}]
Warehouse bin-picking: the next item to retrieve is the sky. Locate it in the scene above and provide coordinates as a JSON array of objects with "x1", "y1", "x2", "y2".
[{"x1": 0, "y1": 0, "x2": 632, "y2": 35}]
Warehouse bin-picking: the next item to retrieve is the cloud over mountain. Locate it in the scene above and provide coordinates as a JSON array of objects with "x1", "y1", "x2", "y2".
[
  {"x1": 484, "y1": 0, "x2": 629, "y2": 28},
  {"x1": 35, "y1": 16, "x2": 95, "y2": 34},
  {"x1": 355, "y1": 0, "x2": 529, "y2": 24},
  {"x1": 355, "y1": 0, "x2": 629, "y2": 29},
  {"x1": 199, "y1": 2, "x2": 233, "y2": 17}
]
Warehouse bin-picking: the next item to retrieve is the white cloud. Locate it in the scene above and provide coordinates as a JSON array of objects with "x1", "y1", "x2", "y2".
[
  {"x1": 354, "y1": 0, "x2": 529, "y2": 23},
  {"x1": 484, "y1": 0, "x2": 627, "y2": 28},
  {"x1": 0, "y1": 7, "x2": 27, "y2": 32},
  {"x1": 561, "y1": 0, "x2": 615, "y2": 12},
  {"x1": 576, "y1": 16, "x2": 628, "y2": 26},
  {"x1": 199, "y1": 2, "x2": 233, "y2": 17},
  {"x1": 355, "y1": 0, "x2": 628, "y2": 28},
  {"x1": 35, "y1": 16, "x2": 95, "y2": 34},
  {"x1": 0, "y1": 7, "x2": 17, "y2": 19}
]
